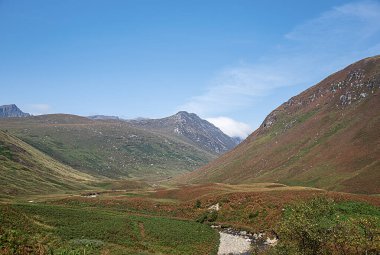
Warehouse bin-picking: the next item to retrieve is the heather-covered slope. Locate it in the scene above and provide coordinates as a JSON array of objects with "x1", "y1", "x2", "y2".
[
  {"x1": 180, "y1": 56, "x2": 380, "y2": 194},
  {"x1": 0, "y1": 114, "x2": 215, "y2": 180},
  {"x1": 0, "y1": 130, "x2": 94, "y2": 198}
]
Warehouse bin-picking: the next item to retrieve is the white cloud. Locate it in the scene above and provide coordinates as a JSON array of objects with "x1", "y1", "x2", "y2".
[
  {"x1": 28, "y1": 104, "x2": 52, "y2": 115},
  {"x1": 207, "y1": 116, "x2": 253, "y2": 138},
  {"x1": 180, "y1": 1, "x2": 380, "y2": 117}
]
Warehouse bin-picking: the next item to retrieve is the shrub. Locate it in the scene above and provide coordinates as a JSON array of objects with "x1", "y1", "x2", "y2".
[
  {"x1": 273, "y1": 197, "x2": 380, "y2": 255},
  {"x1": 196, "y1": 210, "x2": 218, "y2": 223},
  {"x1": 0, "y1": 228, "x2": 49, "y2": 255},
  {"x1": 194, "y1": 200, "x2": 201, "y2": 209},
  {"x1": 248, "y1": 211, "x2": 259, "y2": 219}
]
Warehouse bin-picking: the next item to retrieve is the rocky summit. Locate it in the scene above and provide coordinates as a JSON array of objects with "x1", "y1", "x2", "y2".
[
  {"x1": 127, "y1": 111, "x2": 239, "y2": 155},
  {"x1": 0, "y1": 104, "x2": 30, "y2": 118}
]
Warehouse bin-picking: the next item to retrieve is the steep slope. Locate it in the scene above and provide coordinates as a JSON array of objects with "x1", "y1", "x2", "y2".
[
  {"x1": 127, "y1": 111, "x2": 238, "y2": 154},
  {"x1": 0, "y1": 104, "x2": 30, "y2": 118},
  {"x1": 0, "y1": 130, "x2": 94, "y2": 198},
  {"x1": 180, "y1": 56, "x2": 380, "y2": 194},
  {"x1": 0, "y1": 114, "x2": 216, "y2": 180}
]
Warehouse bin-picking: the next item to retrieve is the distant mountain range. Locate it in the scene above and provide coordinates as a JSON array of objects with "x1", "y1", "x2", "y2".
[
  {"x1": 0, "y1": 109, "x2": 239, "y2": 183},
  {"x1": 0, "y1": 104, "x2": 30, "y2": 118},
  {"x1": 88, "y1": 111, "x2": 240, "y2": 154},
  {"x1": 88, "y1": 115, "x2": 120, "y2": 120},
  {"x1": 179, "y1": 55, "x2": 380, "y2": 194}
]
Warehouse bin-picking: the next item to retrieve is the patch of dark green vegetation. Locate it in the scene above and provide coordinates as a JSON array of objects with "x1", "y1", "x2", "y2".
[
  {"x1": 196, "y1": 210, "x2": 218, "y2": 223},
  {"x1": 271, "y1": 197, "x2": 380, "y2": 255},
  {"x1": 295, "y1": 108, "x2": 319, "y2": 124},
  {"x1": 248, "y1": 211, "x2": 259, "y2": 219},
  {"x1": 0, "y1": 142, "x2": 12, "y2": 160}
]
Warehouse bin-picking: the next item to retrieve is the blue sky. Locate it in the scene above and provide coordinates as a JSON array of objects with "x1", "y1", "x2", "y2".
[{"x1": 1, "y1": 0, "x2": 379, "y2": 138}]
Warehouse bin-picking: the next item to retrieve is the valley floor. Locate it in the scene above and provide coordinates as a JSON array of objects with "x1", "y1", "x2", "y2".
[{"x1": 1, "y1": 182, "x2": 379, "y2": 254}]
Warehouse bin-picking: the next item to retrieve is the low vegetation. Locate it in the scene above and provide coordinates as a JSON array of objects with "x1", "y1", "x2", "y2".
[
  {"x1": 0, "y1": 115, "x2": 215, "y2": 181},
  {"x1": 0, "y1": 130, "x2": 93, "y2": 198},
  {"x1": 0, "y1": 203, "x2": 219, "y2": 255},
  {"x1": 272, "y1": 197, "x2": 380, "y2": 255}
]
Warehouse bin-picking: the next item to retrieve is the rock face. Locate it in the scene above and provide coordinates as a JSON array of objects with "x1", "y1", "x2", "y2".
[
  {"x1": 0, "y1": 104, "x2": 30, "y2": 118},
  {"x1": 180, "y1": 55, "x2": 380, "y2": 194},
  {"x1": 127, "y1": 111, "x2": 239, "y2": 155}
]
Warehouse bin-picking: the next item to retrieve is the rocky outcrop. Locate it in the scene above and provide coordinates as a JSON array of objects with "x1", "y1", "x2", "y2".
[
  {"x1": 0, "y1": 104, "x2": 30, "y2": 118},
  {"x1": 127, "y1": 111, "x2": 239, "y2": 155}
]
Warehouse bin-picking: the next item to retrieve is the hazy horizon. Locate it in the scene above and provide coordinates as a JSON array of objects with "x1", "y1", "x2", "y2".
[{"x1": 1, "y1": 0, "x2": 380, "y2": 138}]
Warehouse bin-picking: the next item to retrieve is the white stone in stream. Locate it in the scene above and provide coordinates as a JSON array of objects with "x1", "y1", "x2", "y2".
[
  {"x1": 217, "y1": 232, "x2": 251, "y2": 255},
  {"x1": 265, "y1": 237, "x2": 278, "y2": 246}
]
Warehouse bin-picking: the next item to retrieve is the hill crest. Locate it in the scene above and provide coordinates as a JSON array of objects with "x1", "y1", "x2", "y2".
[{"x1": 178, "y1": 55, "x2": 380, "y2": 194}]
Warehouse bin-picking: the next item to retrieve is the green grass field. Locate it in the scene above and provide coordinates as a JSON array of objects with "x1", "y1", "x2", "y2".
[{"x1": 0, "y1": 203, "x2": 219, "y2": 255}]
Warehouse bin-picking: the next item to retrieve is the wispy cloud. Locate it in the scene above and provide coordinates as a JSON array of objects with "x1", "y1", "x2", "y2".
[
  {"x1": 180, "y1": 1, "x2": 380, "y2": 121},
  {"x1": 182, "y1": 64, "x2": 297, "y2": 116},
  {"x1": 28, "y1": 104, "x2": 52, "y2": 115},
  {"x1": 286, "y1": 0, "x2": 380, "y2": 42},
  {"x1": 207, "y1": 116, "x2": 253, "y2": 138}
]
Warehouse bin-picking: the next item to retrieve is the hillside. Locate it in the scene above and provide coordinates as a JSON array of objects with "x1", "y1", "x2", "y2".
[
  {"x1": 127, "y1": 111, "x2": 239, "y2": 154},
  {"x1": 0, "y1": 114, "x2": 216, "y2": 180},
  {"x1": 179, "y1": 56, "x2": 380, "y2": 194},
  {"x1": 0, "y1": 104, "x2": 30, "y2": 118},
  {"x1": 0, "y1": 130, "x2": 94, "y2": 198}
]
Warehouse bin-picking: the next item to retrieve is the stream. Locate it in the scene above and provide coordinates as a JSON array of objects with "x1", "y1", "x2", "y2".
[{"x1": 213, "y1": 226, "x2": 278, "y2": 255}]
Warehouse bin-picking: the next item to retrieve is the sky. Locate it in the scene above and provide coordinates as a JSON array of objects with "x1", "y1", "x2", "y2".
[{"x1": 1, "y1": 0, "x2": 379, "y2": 138}]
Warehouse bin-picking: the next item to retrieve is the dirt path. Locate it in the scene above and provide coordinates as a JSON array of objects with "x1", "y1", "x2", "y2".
[{"x1": 138, "y1": 222, "x2": 145, "y2": 238}]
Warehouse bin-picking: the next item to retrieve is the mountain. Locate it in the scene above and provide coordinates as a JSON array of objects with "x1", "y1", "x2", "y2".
[
  {"x1": 232, "y1": 136, "x2": 243, "y2": 145},
  {"x1": 0, "y1": 104, "x2": 30, "y2": 118},
  {"x1": 88, "y1": 115, "x2": 120, "y2": 120},
  {"x1": 0, "y1": 130, "x2": 94, "y2": 198},
  {"x1": 0, "y1": 114, "x2": 216, "y2": 181},
  {"x1": 179, "y1": 56, "x2": 380, "y2": 194},
  {"x1": 127, "y1": 111, "x2": 239, "y2": 154}
]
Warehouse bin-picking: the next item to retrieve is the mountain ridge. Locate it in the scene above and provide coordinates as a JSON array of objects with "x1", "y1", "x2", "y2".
[
  {"x1": 0, "y1": 113, "x2": 217, "y2": 180},
  {"x1": 177, "y1": 55, "x2": 380, "y2": 194},
  {"x1": 127, "y1": 111, "x2": 239, "y2": 154}
]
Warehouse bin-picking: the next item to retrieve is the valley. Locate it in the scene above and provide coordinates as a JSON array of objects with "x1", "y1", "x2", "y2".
[
  {"x1": 0, "y1": 113, "x2": 223, "y2": 181},
  {"x1": 1, "y1": 182, "x2": 379, "y2": 254},
  {"x1": 0, "y1": 56, "x2": 379, "y2": 255}
]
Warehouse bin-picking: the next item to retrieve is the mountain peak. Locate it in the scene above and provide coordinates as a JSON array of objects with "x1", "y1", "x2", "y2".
[
  {"x1": 173, "y1": 111, "x2": 198, "y2": 119},
  {"x1": 0, "y1": 104, "x2": 30, "y2": 118},
  {"x1": 176, "y1": 111, "x2": 190, "y2": 115},
  {"x1": 127, "y1": 111, "x2": 239, "y2": 154}
]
